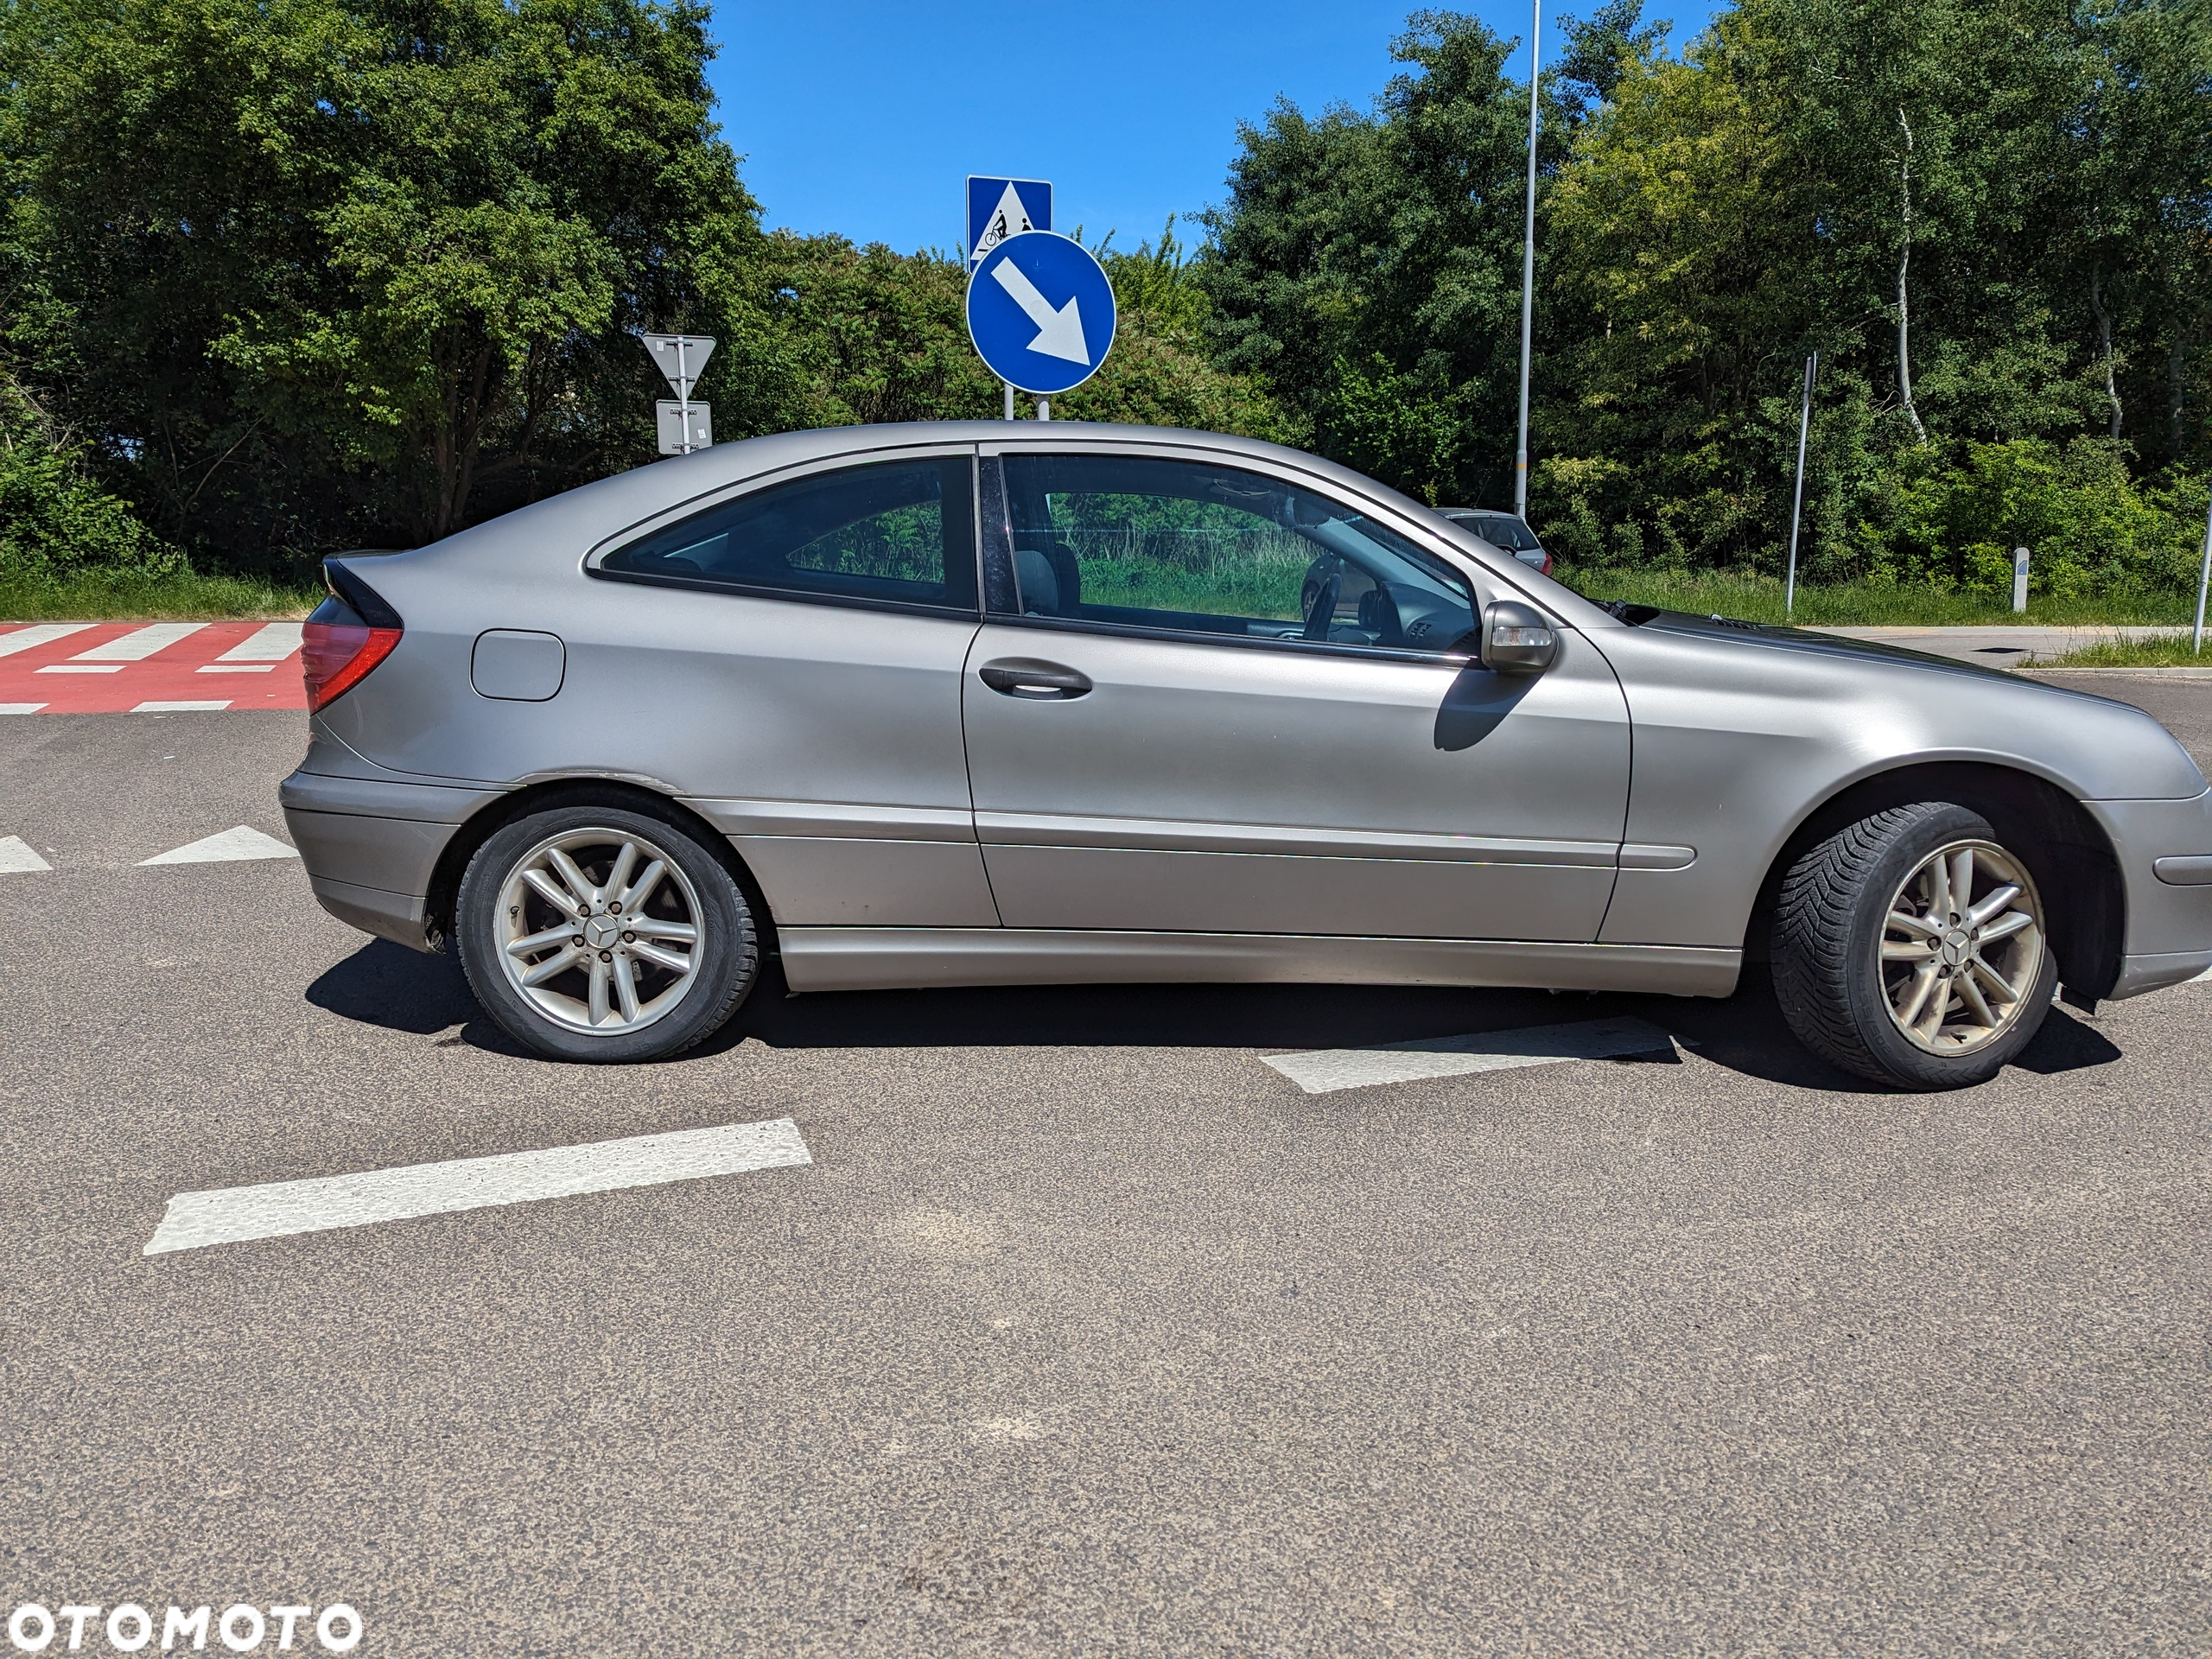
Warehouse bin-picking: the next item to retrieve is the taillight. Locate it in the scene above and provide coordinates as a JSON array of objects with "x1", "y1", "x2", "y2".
[
  {"x1": 302, "y1": 556, "x2": 405, "y2": 712},
  {"x1": 302, "y1": 621, "x2": 401, "y2": 711},
  {"x1": 1541, "y1": 551, "x2": 1554, "y2": 577}
]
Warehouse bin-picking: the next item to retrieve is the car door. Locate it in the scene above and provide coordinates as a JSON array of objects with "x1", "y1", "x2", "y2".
[
  {"x1": 582, "y1": 445, "x2": 996, "y2": 928},
  {"x1": 959, "y1": 442, "x2": 1631, "y2": 941}
]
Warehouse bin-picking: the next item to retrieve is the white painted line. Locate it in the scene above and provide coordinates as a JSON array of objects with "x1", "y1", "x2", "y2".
[
  {"x1": 69, "y1": 621, "x2": 208, "y2": 661},
  {"x1": 144, "y1": 1117, "x2": 813, "y2": 1255},
  {"x1": 138, "y1": 824, "x2": 296, "y2": 864},
  {"x1": 195, "y1": 663, "x2": 276, "y2": 672},
  {"x1": 1262, "y1": 1015, "x2": 1678, "y2": 1095},
  {"x1": 0, "y1": 836, "x2": 52, "y2": 873},
  {"x1": 131, "y1": 699, "x2": 231, "y2": 713},
  {"x1": 0, "y1": 703, "x2": 47, "y2": 715},
  {"x1": 214, "y1": 621, "x2": 304, "y2": 662},
  {"x1": 0, "y1": 622, "x2": 96, "y2": 658},
  {"x1": 37, "y1": 664, "x2": 124, "y2": 674}
]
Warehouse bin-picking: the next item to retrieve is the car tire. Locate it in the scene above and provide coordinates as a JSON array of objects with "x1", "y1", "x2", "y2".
[
  {"x1": 1771, "y1": 801, "x2": 2057, "y2": 1091},
  {"x1": 455, "y1": 800, "x2": 758, "y2": 1063}
]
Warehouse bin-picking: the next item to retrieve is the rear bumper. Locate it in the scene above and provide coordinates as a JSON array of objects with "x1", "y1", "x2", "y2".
[
  {"x1": 280, "y1": 769, "x2": 499, "y2": 951},
  {"x1": 306, "y1": 874, "x2": 435, "y2": 950},
  {"x1": 2083, "y1": 790, "x2": 2212, "y2": 1001}
]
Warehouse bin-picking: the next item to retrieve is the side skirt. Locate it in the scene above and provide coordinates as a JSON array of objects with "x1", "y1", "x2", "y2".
[{"x1": 778, "y1": 927, "x2": 1742, "y2": 997}]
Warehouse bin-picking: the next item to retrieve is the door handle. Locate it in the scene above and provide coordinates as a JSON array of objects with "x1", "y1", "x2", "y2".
[{"x1": 978, "y1": 658, "x2": 1092, "y2": 700}]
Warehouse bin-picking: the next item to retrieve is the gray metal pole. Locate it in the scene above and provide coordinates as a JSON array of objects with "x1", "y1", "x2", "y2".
[
  {"x1": 1513, "y1": 0, "x2": 1541, "y2": 520},
  {"x1": 1038, "y1": 398, "x2": 1051, "y2": 422},
  {"x1": 1004, "y1": 381, "x2": 1015, "y2": 421},
  {"x1": 2194, "y1": 483, "x2": 2212, "y2": 654},
  {"x1": 676, "y1": 338, "x2": 690, "y2": 455},
  {"x1": 1784, "y1": 351, "x2": 1816, "y2": 619}
]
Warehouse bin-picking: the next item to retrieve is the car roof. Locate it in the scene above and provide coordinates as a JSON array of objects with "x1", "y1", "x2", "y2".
[
  {"x1": 435, "y1": 421, "x2": 1494, "y2": 569},
  {"x1": 385, "y1": 418, "x2": 1607, "y2": 626}
]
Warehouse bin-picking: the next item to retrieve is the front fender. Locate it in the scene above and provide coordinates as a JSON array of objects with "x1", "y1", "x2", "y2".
[{"x1": 1586, "y1": 625, "x2": 2202, "y2": 950}]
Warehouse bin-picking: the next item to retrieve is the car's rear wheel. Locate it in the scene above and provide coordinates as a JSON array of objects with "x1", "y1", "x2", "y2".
[
  {"x1": 1771, "y1": 801, "x2": 2056, "y2": 1090},
  {"x1": 455, "y1": 802, "x2": 757, "y2": 1062}
]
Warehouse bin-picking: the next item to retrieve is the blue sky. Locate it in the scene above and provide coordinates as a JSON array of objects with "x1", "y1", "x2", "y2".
[{"x1": 703, "y1": 3, "x2": 1717, "y2": 259}]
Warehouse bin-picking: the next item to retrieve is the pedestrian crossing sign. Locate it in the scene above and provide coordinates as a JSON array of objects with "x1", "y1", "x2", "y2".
[{"x1": 967, "y1": 176, "x2": 1052, "y2": 267}]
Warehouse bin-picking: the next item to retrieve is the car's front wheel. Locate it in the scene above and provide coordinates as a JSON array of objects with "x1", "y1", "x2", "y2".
[
  {"x1": 455, "y1": 801, "x2": 758, "y2": 1062},
  {"x1": 1771, "y1": 801, "x2": 2056, "y2": 1090}
]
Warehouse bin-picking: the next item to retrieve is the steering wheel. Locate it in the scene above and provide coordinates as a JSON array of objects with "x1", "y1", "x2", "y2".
[{"x1": 1304, "y1": 572, "x2": 1341, "y2": 641}]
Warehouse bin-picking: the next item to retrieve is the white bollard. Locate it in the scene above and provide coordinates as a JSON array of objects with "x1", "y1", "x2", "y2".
[
  {"x1": 2195, "y1": 487, "x2": 2211, "y2": 655},
  {"x1": 2012, "y1": 546, "x2": 2030, "y2": 613}
]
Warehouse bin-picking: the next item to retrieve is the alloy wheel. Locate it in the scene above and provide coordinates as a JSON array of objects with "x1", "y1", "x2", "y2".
[
  {"x1": 494, "y1": 827, "x2": 705, "y2": 1034},
  {"x1": 1878, "y1": 837, "x2": 2045, "y2": 1055}
]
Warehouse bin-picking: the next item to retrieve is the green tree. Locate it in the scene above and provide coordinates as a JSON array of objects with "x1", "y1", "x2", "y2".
[
  {"x1": 2, "y1": 0, "x2": 764, "y2": 565},
  {"x1": 1530, "y1": 0, "x2": 2209, "y2": 584},
  {"x1": 1197, "y1": 10, "x2": 1580, "y2": 504}
]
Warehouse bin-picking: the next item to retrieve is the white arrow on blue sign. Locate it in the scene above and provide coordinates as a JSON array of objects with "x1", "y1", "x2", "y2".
[{"x1": 965, "y1": 231, "x2": 1116, "y2": 397}]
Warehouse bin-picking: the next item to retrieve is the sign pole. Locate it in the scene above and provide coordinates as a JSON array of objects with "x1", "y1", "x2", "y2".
[
  {"x1": 1004, "y1": 382, "x2": 1014, "y2": 421},
  {"x1": 1512, "y1": 0, "x2": 1540, "y2": 521},
  {"x1": 1784, "y1": 351, "x2": 1816, "y2": 620},
  {"x1": 1038, "y1": 399, "x2": 1051, "y2": 422},
  {"x1": 676, "y1": 338, "x2": 691, "y2": 455},
  {"x1": 2193, "y1": 481, "x2": 2212, "y2": 655}
]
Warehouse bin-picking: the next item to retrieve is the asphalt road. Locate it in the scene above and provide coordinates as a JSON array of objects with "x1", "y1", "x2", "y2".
[{"x1": 3, "y1": 673, "x2": 2209, "y2": 1656}]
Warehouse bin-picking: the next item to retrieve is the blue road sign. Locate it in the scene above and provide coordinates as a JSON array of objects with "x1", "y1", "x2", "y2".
[
  {"x1": 965, "y1": 230, "x2": 1116, "y2": 397},
  {"x1": 966, "y1": 176, "x2": 1052, "y2": 267}
]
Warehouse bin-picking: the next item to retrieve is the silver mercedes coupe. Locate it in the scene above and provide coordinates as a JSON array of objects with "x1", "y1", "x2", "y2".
[{"x1": 281, "y1": 422, "x2": 2212, "y2": 1089}]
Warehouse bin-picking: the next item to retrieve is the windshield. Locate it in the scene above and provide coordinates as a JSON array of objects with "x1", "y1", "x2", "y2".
[{"x1": 1445, "y1": 511, "x2": 1541, "y2": 553}]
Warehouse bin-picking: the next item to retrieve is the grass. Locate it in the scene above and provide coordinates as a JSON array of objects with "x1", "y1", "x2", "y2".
[
  {"x1": 1554, "y1": 567, "x2": 2196, "y2": 628},
  {"x1": 2040, "y1": 630, "x2": 2212, "y2": 668},
  {"x1": 0, "y1": 569, "x2": 320, "y2": 621},
  {"x1": 1075, "y1": 550, "x2": 1306, "y2": 620}
]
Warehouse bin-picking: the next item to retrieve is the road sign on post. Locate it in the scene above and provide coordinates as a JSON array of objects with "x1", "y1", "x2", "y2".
[
  {"x1": 968, "y1": 177, "x2": 1051, "y2": 268},
  {"x1": 657, "y1": 401, "x2": 712, "y2": 456},
  {"x1": 642, "y1": 333, "x2": 715, "y2": 454},
  {"x1": 966, "y1": 231, "x2": 1115, "y2": 401}
]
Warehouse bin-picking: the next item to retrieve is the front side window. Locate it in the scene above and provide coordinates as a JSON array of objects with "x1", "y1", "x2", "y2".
[
  {"x1": 601, "y1": 456, "x2": 978, "y2": 612},
  {"x1": 997, "y1": 454, "x2": 1474, "y2": 653}
]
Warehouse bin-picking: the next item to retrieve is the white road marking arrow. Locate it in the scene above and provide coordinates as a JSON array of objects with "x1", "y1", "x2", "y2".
[
  {"x1": 139, "y1": 825, "x2": 299, "y2": 866},
  {"x1": 991, "y1": 258, "x2": 1090, "y2": 365},
  {"x1": 0, "y1": 835, "x2": 52, "y2": 873}
]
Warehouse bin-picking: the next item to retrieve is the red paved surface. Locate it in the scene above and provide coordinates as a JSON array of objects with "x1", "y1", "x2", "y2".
[{"x1": 0, "y1": 621, "x2": 308, "y2": 714}]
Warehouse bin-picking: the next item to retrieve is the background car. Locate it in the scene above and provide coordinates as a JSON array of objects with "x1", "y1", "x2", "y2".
[
  {"x1": 282, "y1": 422, "x2": 2212, "y2": 1089},
  {"x1": 1437, "y1": 507, "x2": 1551, "y2": 575}
]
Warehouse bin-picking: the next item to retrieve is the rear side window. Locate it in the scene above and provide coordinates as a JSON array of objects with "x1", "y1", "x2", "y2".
[{"x1": 601, "y1": 456, "x2": 978, "y2": 612}]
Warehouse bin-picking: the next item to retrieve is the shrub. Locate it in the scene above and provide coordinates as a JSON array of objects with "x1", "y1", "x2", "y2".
[{"x1": 0, "y1": 374, "x2": 182, "y2": 585}]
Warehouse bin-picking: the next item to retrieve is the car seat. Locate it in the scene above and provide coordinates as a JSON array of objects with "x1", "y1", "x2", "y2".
[{"x1": 1014, "y1": 540, "x2": 1083, "y2": 617}]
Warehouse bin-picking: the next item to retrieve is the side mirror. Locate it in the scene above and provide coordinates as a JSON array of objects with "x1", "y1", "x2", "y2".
[{"x1": 1483, "y1": 600, "x2": 1558, "y2": 673}]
